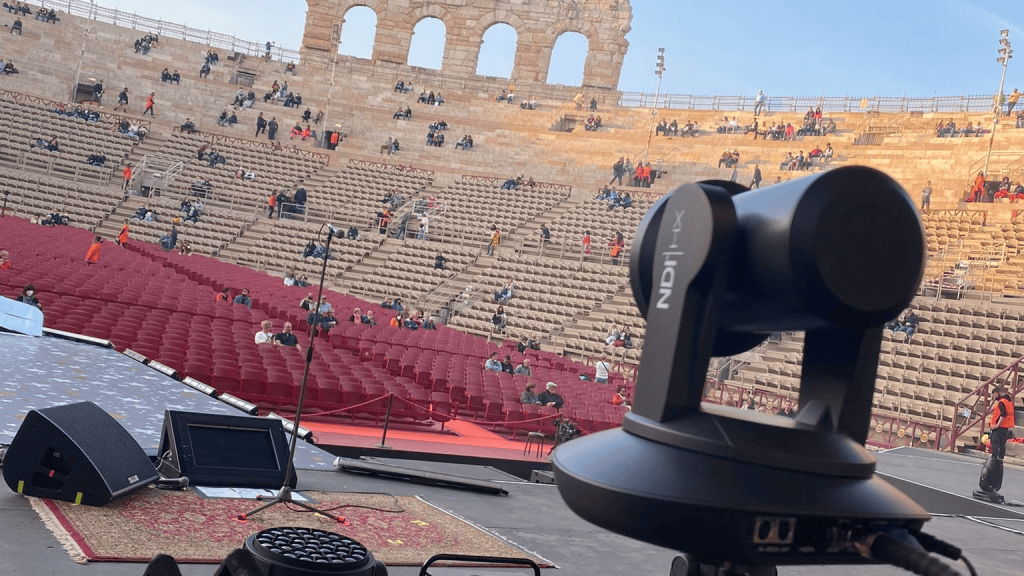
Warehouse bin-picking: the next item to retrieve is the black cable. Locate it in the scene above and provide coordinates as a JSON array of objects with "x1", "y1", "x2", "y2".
[
  {"x1": 283, "y1": 493, "x2": 405, "y2": 514},
  {"x1": 912, "y1": 531, "x2": 962, "y2": 560},
  {"x1": 960, "y1": 555, "x2": 978, "y2": 576},
  {"x1": 858, "y1": 533, "x2": 964, "y2": 576}
]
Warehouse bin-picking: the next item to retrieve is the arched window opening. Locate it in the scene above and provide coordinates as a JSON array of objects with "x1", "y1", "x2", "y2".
[
  {"x1": 546, "y1": 32, "x2": 588, "y2": 86},
  {"x1": 476, "y1": 23, "x2": 518, "y2": 78},
  {"x1": 408, "y1": 17, "x2": 446, "y2": 70},
  {"x1": 338, "y1": 6, "x2": 376, "y2": 59}
]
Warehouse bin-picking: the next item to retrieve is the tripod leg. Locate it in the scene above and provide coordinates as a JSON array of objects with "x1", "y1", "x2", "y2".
[{"x1": 237, "y1": 498, "x2": 285, "y2": 521}]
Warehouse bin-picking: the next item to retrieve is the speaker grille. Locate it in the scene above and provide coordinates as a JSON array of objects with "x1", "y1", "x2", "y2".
[
  {"x1": 40, "y1": 402, "x2": 155, "y2": 494},
  {"x1": 249, "y1": 527, "x2": 369, "y2": 568}
]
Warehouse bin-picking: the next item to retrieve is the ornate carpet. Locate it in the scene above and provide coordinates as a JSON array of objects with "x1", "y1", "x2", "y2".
[{"x1": 31, "y1": 488, "x2": 549, "y2": 566}]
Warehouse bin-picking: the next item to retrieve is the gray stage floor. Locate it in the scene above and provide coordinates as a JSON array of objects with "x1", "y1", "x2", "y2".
[{"x1": 0, "y1": 333, "x2": 1022, "y2": 576}]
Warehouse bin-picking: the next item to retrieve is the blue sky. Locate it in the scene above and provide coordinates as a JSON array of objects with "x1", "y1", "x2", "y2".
[{"x1": 107, "y1": 0, "x2": 1023, "y2": 98}]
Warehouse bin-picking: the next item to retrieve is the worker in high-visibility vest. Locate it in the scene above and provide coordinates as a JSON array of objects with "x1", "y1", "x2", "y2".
[{"x1": 988, "y1": 387, "x2": 1016, "y2": 460}]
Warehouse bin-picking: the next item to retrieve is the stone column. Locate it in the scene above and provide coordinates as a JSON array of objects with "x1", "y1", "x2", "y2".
[{"x1": 373, "y1": 13, "x2": 413, "y2": 65}]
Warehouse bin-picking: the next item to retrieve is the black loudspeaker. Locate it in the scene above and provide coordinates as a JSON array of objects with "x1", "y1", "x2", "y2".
[
  {"x1": 158, "y1": 410, "x2": 296, "y2": 489},
  {"x1": 3, "y1": 401, "x2": 158, "y2": 506}
]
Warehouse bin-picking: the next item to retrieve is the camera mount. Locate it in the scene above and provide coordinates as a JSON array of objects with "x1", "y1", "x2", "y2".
[{"x1": 552, "y1": 167, "x2": 937, "y2": 573}]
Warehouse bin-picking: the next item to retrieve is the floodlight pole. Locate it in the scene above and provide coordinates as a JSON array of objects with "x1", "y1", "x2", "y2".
[
  {"x1": 984, "y1": 30, "x2": 1012, "y2": 177},
  {"x1": 239, "y1": 224, "x2": 345, "y2": 524},
  {"x1": 643, "y1": 48, "x2": 666, "y2": 165}
]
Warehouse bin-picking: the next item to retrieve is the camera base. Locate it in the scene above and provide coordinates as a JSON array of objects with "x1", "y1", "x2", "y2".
[
  {"x1": 972, "y1": 489, "x2": 1005, "y2": 505},
  {"x1": 670, "y1": 553, "x2": 777, "y2": 576}
]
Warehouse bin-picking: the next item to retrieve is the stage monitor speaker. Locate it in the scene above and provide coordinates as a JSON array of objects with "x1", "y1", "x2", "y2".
[
  {"x1": 157, "y1": 410, "x2": 296, "y2": 489},
  {"x1": 2, "y1": 401, "x2": 158, "y2": 506}
]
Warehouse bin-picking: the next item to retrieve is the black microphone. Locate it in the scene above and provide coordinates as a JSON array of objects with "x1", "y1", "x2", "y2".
[{"x1": 154, "y1": 476, "x2": 189, "y2": 489}]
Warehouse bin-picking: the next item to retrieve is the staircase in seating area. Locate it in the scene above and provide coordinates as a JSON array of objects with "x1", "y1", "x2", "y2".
[{"x1": 216, "y1": 218, "x2": 276, "y2": 266}]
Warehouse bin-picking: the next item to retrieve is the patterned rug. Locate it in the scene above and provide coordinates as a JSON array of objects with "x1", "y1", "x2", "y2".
[{"x1": 30, "y1": 488, "x2": 549, "y2": 566}]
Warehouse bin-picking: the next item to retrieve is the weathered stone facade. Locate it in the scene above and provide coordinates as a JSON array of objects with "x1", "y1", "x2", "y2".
[{"x1": 301, "y1": 0, "x2": 632, "y2": 90}]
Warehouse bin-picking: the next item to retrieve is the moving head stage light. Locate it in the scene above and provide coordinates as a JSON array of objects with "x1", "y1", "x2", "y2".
[{"x1": 553, "y1": 167, "x2": 970, "y2": 576}]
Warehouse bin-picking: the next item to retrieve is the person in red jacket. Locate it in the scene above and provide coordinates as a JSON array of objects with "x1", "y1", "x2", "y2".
[
  {"x1": 85, "y1": 236, "x2": 102, "y2": 265},
  {"x1": 143, "y1": 92, "x2": 155, "y2": 116}
]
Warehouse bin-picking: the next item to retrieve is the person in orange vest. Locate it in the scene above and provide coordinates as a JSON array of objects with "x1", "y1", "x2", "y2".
[
  {"x1": 633, "y1": 161, "x2": 644, "y2": 187},
  {"x1": 641, "y1": 162, "x2": 652, "y2": 188},
  {"x1": 143, "y1": 92, "x2": 155, "y2": 116},
  {"x1": 989, "y1": 387, "x2": 1015, "y2": 460},
  {"x1": 116, "y1": 220, "x2": 129, "y2": 246},
  {"x1": 85, "y1": 236, "x2": 103, "y2": 265},
  {"x1": 122, "y1": 163, "x2": 132, "y2": 191},
  {"x1": 267, "y1": 191, "x2": 277, "y2": 218}
]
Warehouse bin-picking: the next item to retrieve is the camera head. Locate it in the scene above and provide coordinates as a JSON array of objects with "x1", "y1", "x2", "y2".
[{"x1": 552, "y1": 167, "x2": 930, "y2": 570}]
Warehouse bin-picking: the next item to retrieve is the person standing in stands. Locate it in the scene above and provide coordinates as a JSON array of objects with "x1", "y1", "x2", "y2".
[
  {"x1": 487, "y1": 225, "x2": 500, "y2": 256},
  {"x1": 750, "y1": 165, "x2": 762, "y2": 189},
  {"x1": 85, "y1": 236, "x2": 102, "y2": 265},
  {"x1": 255, "y1": 112, "x2": 267, "y2": 137},
  {"x1": 116, "y1": 87, "x2": 128, "y2": 111},
  {"x1": 921, "y1": 181, "x2": 932, "y2": 211},
  {"x1": 988, "y1": 387, "x2": 1015, "y2": 460},
  {"x1": 122, "y1": 163, "x2": 132, "y2": 191},
  {"x1": 267, "y1": 117, "x2": 278, "y2": 140},
  {"x1": 116, "y1": 220, "x2": 129, "y2": 246},
  {"x1": 143, "y1": 92, "x2": 155, "y2": 116}
]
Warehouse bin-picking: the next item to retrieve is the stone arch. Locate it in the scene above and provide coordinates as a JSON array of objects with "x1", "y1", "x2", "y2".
[
  {"x1": 475, "y1": 22, "x2": 519, "y2": 79},
  {"x1": 463, "y1": 11, "x2": 529, "y2": 80},
  {"x1": 301, "y1": 0, "x2": 632, "y2": 90}
]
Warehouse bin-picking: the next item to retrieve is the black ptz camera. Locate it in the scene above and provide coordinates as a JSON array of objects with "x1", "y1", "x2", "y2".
[{"x1": 552, "y1": 167, "x2": 969, "y2": 576}]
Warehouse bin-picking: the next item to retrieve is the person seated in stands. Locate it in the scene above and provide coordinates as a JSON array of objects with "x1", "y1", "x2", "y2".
[
  {"x1": 656, "y1": 119, "x2": 667, "y2": 136},
  {"x1": 380, "y1": 137, "x2": 393, "y2": 154},
  {"x1": 9, "y1": 15, "x2": 22, "y2": 34},
  {"x1": 455, "y1": 134, "x2": 473, "y2": 150},
  {"x1": 417, "y1": 90, "x2": 428, "y2": 104},
  {"x1": 272, "y1": 322, "x2": 300, "y2": 350},
  {"x1": 434, "y1": 251, "x2": 448, "y2": 271},
  {"x1": 495, "y1": 89, "x2": 508, "y2": 103},
  {"x1": 285, "y1": 60, "x2": 296, "y2": 74},
  {"x1": 17, "y1": 284, "x2": 41, "y2": 310},
  {"x1": 537, "y1": 382, "x2": 564, "y2": 409},
  {"x1": 394, "y1": 79, "x2": 406, "y2": 93},
  {"x1": 170, "y1": 69, "x2": 180, "y2": 84},
  {"x1": 520, "y1": 382, "x2": 540, "y2": 405},
  {"x1": 282, "y1": 92, "x2": 295, "y2": 108},
  {"x1": 390, "y1": 138, "x2": 400, "y2": 153},
  {"x1": 612, "y1": 387, "x2": 631, "y2": 408},
  {"x1": 389, "y1": 312, "x2": 405, "y2": 328},
  {"x1": 207, "y1": 149, "x2": 226, "y2": 167},
  {"x1": 491, "y1": 305, "x2": 507, "y2": 332},
  {"x1": 483, "y1": 352, "x2": 503, "y2": 372},
  {"x1": 301, "y1": 125, "x2": 313, "y2": 140},
  {"x1": 3, "y1": 60, "x2": 18, "y2": 74},
  {"x1": 392, "y1": 106, "x2": 405, "y2": 120},
  {"x1": 184, "y1": 205, "x2": 201, "y2": 224},
  {"x1": 205, "y1": 50, "x2": 218, "y2": 64},
  {"x1": 494, "y1": 278, "x2": 514, "y2": 304},
  {"x1": 32, "y1": 6, "x2": 42, "y2": 20},
  {"x1": 609, "y1": 191, "x2": 633, "y2": 210},
  {"x1": 960, "y1": 121, "x2": 976, "y2": 137},
  {"x1": 300, "y1": 108, "x2": 312, "y2": 123},
  {"x1": 284, "y1": 272, "x2": 296, "y2": 286},
  {"x1": 199, "y1": 62, "x2": 210, "y2": 78},
  {"x1": 780, "y1": 152, "x2": 794, "y2": 171},
  {"x1": 132, "y1": 205, "x2": 149, "y2": 220},
  {"x1": 425, "y1": 91, "x2": 436, "y2": 105},
  {"x1": 232, "y1": 288, "x2": 252, "y2": 309},
  {"x1": 717, "y1": 150, "x2": 738, "y2": 169},
  {"x1": 501, "y1": 176, "x2": 518, "y2": 190},
  {"x1": 218, "y1": 112, "x2": 237, "y2": 127},
  {"x1": 892, "y1": 308, "x2": 919, "y2": 342},
  {"x1": 432, "y1": 132, "x2": 444, "y2": 147},
  {"x1": 666, "y1": 119, "x2": 679, "y2": 136},
  {"x1": 809, "y1": 144, "x2": 823, "y2": 160},
  {"x1": 344, "y1": 225, "x2": 359, "y2": 240},
  {"x1": 360, "y1": 309, "x2": 377, "y2": 326},
  {"x1": 514, "y1": 358, "x2": 532, "y2": 377},
  {"x1": 614, "y1": 326, "x2": 635, "y2": 348},
  {"x1": 288, "y1": 123, "x2": 303, "y2": 139},
  {"x1": 86, "y1": 153, "x2": 106, "y2": 167},
  {"x1": 680, "y1": 120, "x2": 696, "y2": 137},
  {"x1": 160, "y1": 68, "x2": 171, "y2": 82},
  {"x1": 505, "y1": 90, "x2": 515, "y2": 104},
  {"x1": 180, "y1": 118, "x2": 196, "y2": 133}
]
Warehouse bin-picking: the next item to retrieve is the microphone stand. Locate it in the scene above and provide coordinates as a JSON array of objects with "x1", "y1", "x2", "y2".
[{"x1": 238, "y1": 223, "x2": 345, "y2": 523}]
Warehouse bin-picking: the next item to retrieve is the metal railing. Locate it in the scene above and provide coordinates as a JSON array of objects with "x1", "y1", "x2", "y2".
[
  {"x1": 43, "y1": 0, "x2": 303, "y2": 63},
  {"x1": 619, "y1": 92, "x2": 1004, "y2": 115},
  {"x1": 949, "y1": 356, "x2": 1024, "y2": 451}
]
